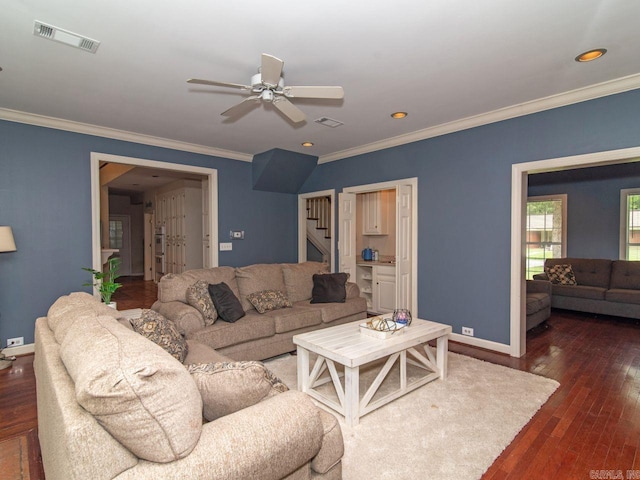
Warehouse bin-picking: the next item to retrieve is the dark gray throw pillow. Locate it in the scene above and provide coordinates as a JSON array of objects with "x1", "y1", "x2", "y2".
[
  {"x1": 310, "y1": 273, "x2": 348, "y2": 304},
  {"x1": 207, "y1": 282, "x2": 246, "y2": 322}
]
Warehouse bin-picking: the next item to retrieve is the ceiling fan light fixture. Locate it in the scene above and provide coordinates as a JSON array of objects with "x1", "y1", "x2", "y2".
[
  {"x1": 301, "y1": 141, "x2": 314, "y2": 147},
  {"x1": 391, "y1": 112, "x2": 408, "y2": 119},
  {"x1": 575, "y1": 48, "x2": 607, "y2": 62}
]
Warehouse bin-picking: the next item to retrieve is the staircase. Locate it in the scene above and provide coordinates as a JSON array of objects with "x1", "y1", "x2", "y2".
[{"x1": 306, "y1": 197, "x2": 331, "y2": 262}]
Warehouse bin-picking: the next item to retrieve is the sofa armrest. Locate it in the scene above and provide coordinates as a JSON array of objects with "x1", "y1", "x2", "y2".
[
  {"x1": 346, "y1": 281, "x2": 361, "y2": 299},
  {"x1": 115, "y1": 391, "x2": 326, "y2": 480},
  {"x1": 532, "y1": 273, "x2": 549, "y2": 281},
  {"x1": 151, "y1": 300, "x2": 204, "y2": 336},
  {"x1": 526, "y1": 279, "x2": 552, "y2": 295}
]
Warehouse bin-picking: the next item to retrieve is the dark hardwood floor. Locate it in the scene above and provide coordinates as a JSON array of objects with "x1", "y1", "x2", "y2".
[{"x1": 2, "y1": 278, "x2": 639, "y2": 479}]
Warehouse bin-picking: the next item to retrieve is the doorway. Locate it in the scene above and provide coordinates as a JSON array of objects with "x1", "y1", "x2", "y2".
[
  {"x1": 108, "y1": 215, "x2": 132, "y2": 276},
  {"x1": 511, "y1": 146, "x2": 640, "y2": 357},
  {"x1": 298, "y1": 190, "x2": 336, "y2": 272},
  {"x1": 90, "y1": 152, "x2": 219, "y2": 291}
]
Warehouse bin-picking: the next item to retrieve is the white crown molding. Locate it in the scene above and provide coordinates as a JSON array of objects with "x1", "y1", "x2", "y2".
[
  {"x1": 318, "y1": 73, "x2": 640, "y2": 164},
  {"x1": 0, "y1": 108, "x2": 253, "y2": 162}
]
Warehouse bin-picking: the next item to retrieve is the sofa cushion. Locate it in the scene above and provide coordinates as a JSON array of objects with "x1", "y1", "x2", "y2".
[
  {"x1": 47, "y1": 292, "x2": 119, "y2": 344},
  {"x1": 544, "y1": 258, "x2": 612, "y2": 288},
  {"x1": 193, "y1": 313, "x2": 276, "y2": 350},
  {"x1": 552, "y1": 284, "x2": 607, "y2": 300},
  {"x1": 186, "y1": 280, "x2": 218, "y2": 326},
  {"x1": 605, "y1": 288, "x2": 640, "y2": 305},
  {"x1": 282, "y1": 262, "x2": 330, "y2": 303},
  {"x1": 610, "y1": 260, "x2": 640, "y2": 290},
  {"x1": 247, "y1": 290, "x2": 293, "y2": 314},
  {"x1": 158, "y1": 267, "x2": 239, "y2": 304},
  {"x1": 311, "y1": 273, "x2": 348, "y2": 304},
  {"x1": 526, "y1": 292, "x2": 551, "y2": 315},
  {"x1": 265, "y1": 305, "x2": 323, "y2": 333},
  {"x1": 235, "y1": 264, "x2": 287, "y2": 312},
  {"x1": 60, "y1": 315, "x2": 202, "y2": 463},
  {"x1": 299, "y1": 296, "x2": 368, "y2": 323},
  {"x1": 184, "y1": 339, "x2": 232, "y2": 364},
  {"x1": 130, "y1": 309, "x2": 189, "y2": 363},
  {"x1": 187, "y1": 361, "x2": 288, "y2": 421},
  {"x1": 208, "y1": 282, "x2": 246, "y2": 323},
  {"x1": 544, "y1": 264, "x2": 577, "y2": 285}
]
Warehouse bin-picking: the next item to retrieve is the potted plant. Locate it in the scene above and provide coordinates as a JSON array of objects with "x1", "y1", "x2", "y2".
[{"x1": 83, "y1": 257, "x2": 122, "y2": 308}]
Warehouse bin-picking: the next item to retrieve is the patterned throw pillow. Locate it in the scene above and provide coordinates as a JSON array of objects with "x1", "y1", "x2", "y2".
[
  {"x1": 545, "y1": 264, "x2": 577, "y2": 285},
  {"x1": 187, "y1": 361, "x2": 289, "y2": 420},
  {"x1": 246, "y1": 290, "x2": 293, "y2": 314},
  {"x1": 131, "y1": 309, "x2": 188, "y2": 363},
  {"x1": 186, "y1": 280, "x2": 218, "y2": 326}
]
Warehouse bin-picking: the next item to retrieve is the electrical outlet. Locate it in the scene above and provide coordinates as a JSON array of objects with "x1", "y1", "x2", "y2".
[
  {"x1": 219, "y1": 242, "x2": 233, "y2": 251},
  {"x1": 7, "y1": 337, "x2": 24, "y2": 347},
  {"x1": 462, "y1": 327, "x2": 474, "y2": 337}
]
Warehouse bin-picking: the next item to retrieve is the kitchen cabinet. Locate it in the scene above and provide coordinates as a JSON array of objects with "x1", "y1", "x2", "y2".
[
  {"x1": 362, "y1": 191, "x2": 390, "y2": 235},
  {"x1": 356, "y1": 263, "x2": 396, "y2": 314},
  {"x1": 155, "y1": 180, "x2": 203, "y2": 274}
]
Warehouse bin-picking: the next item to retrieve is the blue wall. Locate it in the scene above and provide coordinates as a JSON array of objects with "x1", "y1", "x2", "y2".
[
  {"x1": 2, "y1": 88, "x2": 640, "y2": 348},
  {"x1": 302, "y1": 89, "x2": 640, "y2": 344},
  {"x1": 0, "y1": 120, "x2": 297, "y2": 345},
  {"x1": 529, "y1": 173, "x2": 640, "y2": 259}
]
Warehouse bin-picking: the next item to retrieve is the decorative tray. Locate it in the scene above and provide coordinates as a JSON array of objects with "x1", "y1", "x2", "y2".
[{"x1": 360, "y1": 315, "x2": 406, "y2": 339}]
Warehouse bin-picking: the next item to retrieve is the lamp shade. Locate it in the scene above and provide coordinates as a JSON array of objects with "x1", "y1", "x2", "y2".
[{"x1": 0, "y1": 226, "x2": 17, "y2": 252}]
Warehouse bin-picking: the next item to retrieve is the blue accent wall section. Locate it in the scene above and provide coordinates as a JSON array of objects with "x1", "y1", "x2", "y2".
[
  {"x1": 302, "y1": 89, "x2": 640, "y2": 345},
  {"x1": 0, "y1": 120, "x2": 297, "y2": 345},
  {"x1": 2, "y1": 88, "x2": 640, "y2": 348},
  {"x1": 252, "y1": 148, "x2": 318, "y2": 193},
  {"x1": 529, "y1": 174, "x2": 640, "y2": 260}
]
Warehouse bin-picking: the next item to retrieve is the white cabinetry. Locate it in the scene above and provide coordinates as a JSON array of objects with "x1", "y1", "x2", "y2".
[
  {"x1": 201, "y1": 178, "x2": 211, "y2": 268},
  {"x1": 362, "y1": 191, "x2": 389, "y2": 235},
  {"x1": 356, "y1": 263, "x2": 396, "y2": 314},
  {"x1": 155, "y1": 180, "x2": 203, "y2": 274}
]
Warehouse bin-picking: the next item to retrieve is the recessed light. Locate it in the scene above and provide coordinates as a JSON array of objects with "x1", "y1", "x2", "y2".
[
  {"x1": 301, "y1": 142, "x2": 314, "y2": 147},
  {"x1": 391, "y1": 112, "x2": 408, "y2": 119},
  {"x1": 575, "y1": 48, "x2": 607, "y2": 62}
]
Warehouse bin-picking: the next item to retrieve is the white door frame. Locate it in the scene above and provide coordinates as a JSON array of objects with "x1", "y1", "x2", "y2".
[
  {"x1": 343, "y1": 178, "x2": 418, "y2": 315},
  {"x1": 510, "y1": 146, "x2": 640, "y2": 358},
  {"x1": 298, "y1": 190, "x2": 336, "y2": 272},
  {"x1": 90, "y1": 152, "x2": 219, "y2": 274}
]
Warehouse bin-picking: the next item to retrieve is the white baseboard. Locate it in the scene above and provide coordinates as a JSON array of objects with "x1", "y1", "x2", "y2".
[
  {"x1": 2, "y1": 343, "x2": 35, "y2": 356},
  {"x1": 449, "y1": 333, "x2": 511, "y2": 355}
]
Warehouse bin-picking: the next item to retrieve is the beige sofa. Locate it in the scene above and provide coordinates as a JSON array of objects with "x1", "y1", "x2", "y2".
[
  {"x1": 152, "y1": 262, "x2": 368, "y2": 360},
  {"x1": 34, "y1": 292, "x2": 344, "y2": 480}
]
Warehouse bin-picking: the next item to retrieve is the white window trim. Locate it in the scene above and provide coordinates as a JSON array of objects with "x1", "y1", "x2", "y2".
[
  {"x1": 620, "y1": 188, "x2": 640, "y2": 260},
  {"x1": 526, "y1": 193, "x2": 568, "y2": 263}
]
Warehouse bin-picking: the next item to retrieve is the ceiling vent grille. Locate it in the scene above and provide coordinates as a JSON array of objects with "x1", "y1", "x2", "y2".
[
  {"x1": 314, "y1": 117, "x2": 344, "y2": 128},
  {"x1": 33, "y1": 21, "x2": 100, "y2": 54}
]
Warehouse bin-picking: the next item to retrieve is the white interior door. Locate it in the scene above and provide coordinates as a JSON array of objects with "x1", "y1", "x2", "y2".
[
  {"x1": 339, "y1": 193, "x2": 357, "y2": 278},
  {"x1": 396, "y1": 184, "x2": 412, "y2": 309}
]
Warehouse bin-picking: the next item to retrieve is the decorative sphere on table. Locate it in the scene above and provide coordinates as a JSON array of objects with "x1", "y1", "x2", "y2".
[{"x1": 393, "y1": 309, "x2": 412, "y2": 326}]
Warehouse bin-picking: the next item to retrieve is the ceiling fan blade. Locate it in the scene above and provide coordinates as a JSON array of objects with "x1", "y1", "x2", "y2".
[
  {"x1": 261, "y1": 54, "x2": 284, "y2": 87},
  {"x1": 272, "y1": 96, "x2": 306, "y2": 123},
  {"x1": 221, "y1": 95, "x2": 261, "y2": 117},
  {"x1": 282, "y1": 86, "x2": 344, "y2": 99},
  {"x1": 187, "y1": 78, "x2": 251, "y2": 90}
]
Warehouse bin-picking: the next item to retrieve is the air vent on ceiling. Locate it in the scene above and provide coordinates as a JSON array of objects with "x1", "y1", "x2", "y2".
[
  {"x1": 33, "y1": 21, "x2": 100, "y2": 54},
  {"x1": 314, "y1": 117, "x2": 344, "y2": 128}
]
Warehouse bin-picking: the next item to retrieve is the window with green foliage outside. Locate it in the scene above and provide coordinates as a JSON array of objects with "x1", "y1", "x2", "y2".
[
  {"x1": 526, "y1": 195, "x2": 566, "y2": 279},
  {"x1": 622, "y1": 190, "x2": 640, "y2": 261}
]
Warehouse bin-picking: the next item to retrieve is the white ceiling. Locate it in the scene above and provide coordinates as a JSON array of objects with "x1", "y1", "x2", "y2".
[{"x1": 2, "y1": 0, "x2": 640, "y2": 163}]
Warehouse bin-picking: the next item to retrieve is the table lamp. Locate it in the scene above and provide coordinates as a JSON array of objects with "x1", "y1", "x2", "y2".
[{"x1": 0, "y1": 226, "x2": 17, "y2": 369}]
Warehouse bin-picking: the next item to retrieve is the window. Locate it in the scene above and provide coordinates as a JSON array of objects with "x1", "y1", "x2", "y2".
[
  {"x1": 109, "y1": 220, "x2": 123, "y2": 249},
  {"x1": 620, "y1": 188, "x2": 640, "y2": 260},
  {"x1": 525, "y1": 195, "x2": 567, "y2": 279}
]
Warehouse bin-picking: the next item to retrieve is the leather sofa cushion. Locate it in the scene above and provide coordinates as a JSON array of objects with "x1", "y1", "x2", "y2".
[
  {"x1": 526, "y1": 292, "x2": 550, "y2": 315},
  {"x1": 605, "y1": 289, "x2": 640, "y2": 305},
  {"x1": 552, "y1": 284, "x2": 607, "y2": 300},
  {"x1": 282, "y1": 262, "x2": 329, "y2": 303},
  {"x1": 544, "y1": 258, "x2": 612, "y2": 288},
  {"x1": 235, "y1": 264, "x2": 287, "y2": 312},
  {"x1": 60, "y1": 315, "x2": 202, "y2": 463},
  {"x1": 610, "y1": 260, "x2": 640, "y2": 290},
  {"x1": 265, "y1": 306, "x2": 322, "y2": 334},
  {"x1": 193, "y1": 313, "x2": 276, "y2": 349}
]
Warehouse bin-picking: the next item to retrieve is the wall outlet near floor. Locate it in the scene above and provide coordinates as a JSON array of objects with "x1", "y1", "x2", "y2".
[
  {"x1": 7, "y1": 337, "x2": 24, "y2": 347},
  {"x1": 462, "y1": 327, "x2": 474, "y2": 337},
  {"x1": 219, "y1": 242, "x2": 233, "y2": 251}
]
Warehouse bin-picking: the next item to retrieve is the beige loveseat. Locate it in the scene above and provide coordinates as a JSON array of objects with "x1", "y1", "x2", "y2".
[
  {"x1": 152, "y1": 262, "x2": 368, "y2": 360},
  {"x1": 34, "y1": 292, "x2": 344, "y2": 480}
]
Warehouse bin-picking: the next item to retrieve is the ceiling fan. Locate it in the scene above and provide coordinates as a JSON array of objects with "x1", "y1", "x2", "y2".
[{"x1": 187, "y1": 53, "x2": 344, "y2": 124}]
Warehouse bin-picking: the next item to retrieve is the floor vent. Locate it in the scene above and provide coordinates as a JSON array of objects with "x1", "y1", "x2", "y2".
[{"x1": 33, "y1": 21, "x2": 100, "y2": 54}]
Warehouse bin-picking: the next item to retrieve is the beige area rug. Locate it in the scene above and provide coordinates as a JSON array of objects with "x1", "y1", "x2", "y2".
[{"x1": 264, "y1": 352, "x2": 559, "y2": 480}]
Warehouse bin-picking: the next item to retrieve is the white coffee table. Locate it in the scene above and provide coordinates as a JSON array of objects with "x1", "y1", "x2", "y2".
[{"x1": 293, "y1": 318, "x2": 452, "y2": 426}]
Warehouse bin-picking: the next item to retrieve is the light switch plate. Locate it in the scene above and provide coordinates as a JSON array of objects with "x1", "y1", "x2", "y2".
[{"x1": 219, "y1": 242, "x2": 232, "y2": 251}]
